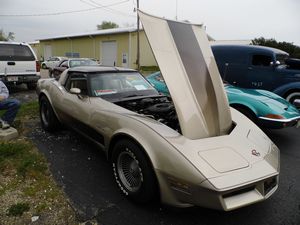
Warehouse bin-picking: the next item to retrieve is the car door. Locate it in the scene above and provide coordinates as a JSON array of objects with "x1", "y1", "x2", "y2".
[
  {"x1": 247, "y1": 53, "x2": 275, "y2": 90},
  {"x1": 61, "y1": 73, "x2": 92, "y2": 131}
]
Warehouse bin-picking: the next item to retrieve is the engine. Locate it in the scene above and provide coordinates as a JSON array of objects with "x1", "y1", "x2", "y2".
[{"x1": 116, "y1": 96, "x2": 181, "y2": 132}]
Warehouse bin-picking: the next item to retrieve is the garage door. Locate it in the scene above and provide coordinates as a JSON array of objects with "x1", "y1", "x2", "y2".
[
  {"x1": 44, "y1": 45, "x2": 52, "y2": 61},
  {"x1": 101, "y1": 41, "x2": 117, "y2": 66}
]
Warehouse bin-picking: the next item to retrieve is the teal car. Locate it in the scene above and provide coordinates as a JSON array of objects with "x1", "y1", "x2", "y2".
[{"x1": 147, "y1": 72, "x2": 300, "y2": 129}]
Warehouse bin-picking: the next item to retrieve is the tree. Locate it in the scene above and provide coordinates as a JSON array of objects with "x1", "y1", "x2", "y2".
[
  {"x1": 97, "y1": 21, "x2": 119, "y2": 30},
  {"x1": 0, "y1": 29, "x2": 15, "y2": 41},
  {"x1": 252, "y1": 37, "x2": 300, "y2": 58}
]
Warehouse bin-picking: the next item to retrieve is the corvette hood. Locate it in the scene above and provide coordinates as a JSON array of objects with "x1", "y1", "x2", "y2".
[
  {"x1": 139, "y1": 11, "x2": 232, "y2": 140},
  {"x1": 164, "y1": 109, "x2": 279, "y2": 189}
]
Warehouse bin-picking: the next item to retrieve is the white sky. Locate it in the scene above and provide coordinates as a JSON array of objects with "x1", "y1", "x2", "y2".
[{"x1": 1, "y1": 0, "x2": 300, "y2": 46}]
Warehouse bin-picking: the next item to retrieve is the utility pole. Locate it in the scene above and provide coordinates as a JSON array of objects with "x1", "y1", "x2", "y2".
[
  {"x1": 176, "y1": 0, "x2": 178, "y2": 20},
  {"x1": 136, "y1": 0, "x2": 140, "y2": 71}
]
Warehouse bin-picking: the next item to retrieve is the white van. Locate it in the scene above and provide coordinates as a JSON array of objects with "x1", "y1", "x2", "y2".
[{"x1": 0, "y1": 41, "x2": 40, "y2": 90}]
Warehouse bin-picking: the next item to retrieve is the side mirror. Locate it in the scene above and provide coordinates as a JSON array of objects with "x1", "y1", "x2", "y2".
[
  {"x1": 70, "y1": 88, "x2": 81, "y2": 95},
  {"x1": 270, "y1": 61, "x2": 280, "y2": 67}
]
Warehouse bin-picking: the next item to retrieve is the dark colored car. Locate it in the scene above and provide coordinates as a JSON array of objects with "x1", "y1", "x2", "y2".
[
  {"x1": 211, "y1": 45, "x2": 300, "y2": 107},
  {"x1": 50, "y1": 58, "x2": 98, "y2": 79}
]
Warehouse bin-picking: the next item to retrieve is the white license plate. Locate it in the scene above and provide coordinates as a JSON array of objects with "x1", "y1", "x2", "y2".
[{"x1": 7, "y1": 76, "x2": 18, "y2": 82}]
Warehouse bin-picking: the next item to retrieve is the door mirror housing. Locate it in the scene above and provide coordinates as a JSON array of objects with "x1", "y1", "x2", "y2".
[{"x1": 70, "y1": 88, "x2": 81, "y2": 95}]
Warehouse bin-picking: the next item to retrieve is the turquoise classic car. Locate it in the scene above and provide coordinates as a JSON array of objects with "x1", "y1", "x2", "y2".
[{"x1": 147, "y1": 72, "x2": 300, "y2": 129}]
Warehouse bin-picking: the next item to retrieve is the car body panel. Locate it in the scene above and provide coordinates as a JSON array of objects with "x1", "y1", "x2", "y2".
[{"x1": 139, "y1": 11, "x2": 232, "y2": 139}]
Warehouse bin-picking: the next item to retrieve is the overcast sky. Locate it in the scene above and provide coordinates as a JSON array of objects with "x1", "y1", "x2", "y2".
[{"x1": 1, "y1": 0, "x2": 299, "y2": 46}]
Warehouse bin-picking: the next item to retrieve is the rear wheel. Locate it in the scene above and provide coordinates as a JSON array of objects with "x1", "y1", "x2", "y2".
[
  {"x1": 112, "y1": 139, "x2": 158, "y2": 203},
  {"x1": 39, "y1": 95, "x2": 60, "y2": 132}
]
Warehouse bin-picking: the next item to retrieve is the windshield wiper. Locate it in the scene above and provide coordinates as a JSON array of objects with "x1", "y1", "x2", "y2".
[{"x1": 123, "y1": 94, "x2": 145, "y2": 98}]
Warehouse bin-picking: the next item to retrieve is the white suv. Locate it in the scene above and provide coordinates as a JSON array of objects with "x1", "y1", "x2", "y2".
[{"x1": 0, "y1": 41, "x2": 40, "y2": 90}]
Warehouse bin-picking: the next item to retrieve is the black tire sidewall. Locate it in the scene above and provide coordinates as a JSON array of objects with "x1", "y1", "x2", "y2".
[
  {"x1": 112, "y1": 139, "x2": 157, "y2": 203},
  {"x1": 39, "y1": 96, "x2": 60, "y2": 132}
]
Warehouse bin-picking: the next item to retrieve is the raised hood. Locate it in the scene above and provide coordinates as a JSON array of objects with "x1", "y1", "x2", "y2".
[{"x1": 138, "y1": 11, "x2": 232, "y2": 139}]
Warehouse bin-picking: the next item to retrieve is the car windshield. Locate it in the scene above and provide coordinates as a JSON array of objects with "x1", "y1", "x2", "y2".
[
  {"x1": 89, "y1": 72, "x2": 159, "y2": 101},
  {"x1": 69, "y1": 59, "x2": 98, "y2": 68}
]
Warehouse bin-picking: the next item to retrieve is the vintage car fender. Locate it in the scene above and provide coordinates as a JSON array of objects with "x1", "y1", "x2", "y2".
[{"x1": 272, "y1": 81, "x2": 300, "y2": 97}]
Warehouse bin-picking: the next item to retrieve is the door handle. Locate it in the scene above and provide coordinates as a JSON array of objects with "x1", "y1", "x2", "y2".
[
  {"x1": 233, "y1": 81, "x2": 237, "y2": 85},
  {"x1": 7, "y1": 62, "x2": 15, "y2": 66}
]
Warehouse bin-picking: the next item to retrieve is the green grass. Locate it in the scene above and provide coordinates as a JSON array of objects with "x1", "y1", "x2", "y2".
[
  {"x1": 0, "y1": 141, "x2": 47, "y2": 178},
  {"x1": 16, "y1": 101, "x2": 39, "y2": 119},
  {"x1": 6, "y1": 203, "x2": 30, "y2": 217}
]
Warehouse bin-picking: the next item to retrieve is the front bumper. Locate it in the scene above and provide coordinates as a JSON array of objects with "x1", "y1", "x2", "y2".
[{"x1": 258, "y1": 116, "x2": 300, "y2": 129}]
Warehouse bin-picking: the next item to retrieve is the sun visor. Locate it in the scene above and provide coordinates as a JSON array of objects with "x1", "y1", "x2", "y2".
[{"x1": 138, "y1": 10, "x2": 232, "y2": 139}]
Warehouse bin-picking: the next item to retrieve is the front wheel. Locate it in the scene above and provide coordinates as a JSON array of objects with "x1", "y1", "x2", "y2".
[
  {"x1": 112, "y1": 139, "x2": 158, "y2": 203},
  {"x1": 39, "y1": 95, "x2": 61, "y2": 132}
]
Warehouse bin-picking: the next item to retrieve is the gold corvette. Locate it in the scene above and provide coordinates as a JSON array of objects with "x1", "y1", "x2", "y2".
[{"x1": 36, "y1": 11, "x2": 280, "y2": 211}]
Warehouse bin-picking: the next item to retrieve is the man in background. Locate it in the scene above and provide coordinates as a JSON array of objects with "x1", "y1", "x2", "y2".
[{"x1": 0, "y1": 81, "x2": 20, "y2": 129}]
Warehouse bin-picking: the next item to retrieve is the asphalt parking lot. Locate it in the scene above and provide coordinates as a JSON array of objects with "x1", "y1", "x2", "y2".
[{"x1": 10, "y1": 85, "x2": 300, "y2": 225}]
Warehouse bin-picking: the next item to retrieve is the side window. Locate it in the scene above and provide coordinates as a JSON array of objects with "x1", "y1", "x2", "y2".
[
  {"x1": 252, "y1": 54, "x2": 272, "y2": 67},
  {"x1": 60, "y1": 60, "x2": 68, "y2": 67},
  {"x1": 65, "y1": 73, "x2": 88, "y2": 95}
]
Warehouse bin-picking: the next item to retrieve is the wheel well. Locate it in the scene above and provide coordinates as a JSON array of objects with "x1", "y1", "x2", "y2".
[
  {"x1": 230, "y1": 104, "x2": 257, "y2": 121},
  {"x1": 39, "y1": 93, "x2": 47, "y2": 102},
  {"x1": 283, "y1": 89, "x2": 300, "y2": 98},
  {"x1": 108, "y1": 133, "x2": 147, "y2": 162}
]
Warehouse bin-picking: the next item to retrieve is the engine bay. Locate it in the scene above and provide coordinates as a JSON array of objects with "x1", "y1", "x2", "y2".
[{"x1": 115, "y1": 96, "x2": 181, "y2": 132}]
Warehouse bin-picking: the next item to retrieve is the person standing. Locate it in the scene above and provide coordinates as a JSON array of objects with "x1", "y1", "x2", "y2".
[{"x1": 0, "y1": 81, "x2": 21, "y2": 129}]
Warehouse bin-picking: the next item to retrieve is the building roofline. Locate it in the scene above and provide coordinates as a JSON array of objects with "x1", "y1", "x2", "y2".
[{"x1": 38, "y1": 27, "x2": 138, "y2": 41}]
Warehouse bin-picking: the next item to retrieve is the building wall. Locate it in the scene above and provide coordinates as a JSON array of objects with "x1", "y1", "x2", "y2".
[{"x1": 39, "y1": 30, "x2": 157, "y2": 69}]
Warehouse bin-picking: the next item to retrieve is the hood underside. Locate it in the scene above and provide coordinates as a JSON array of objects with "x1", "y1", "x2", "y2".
[{"x1": 138, "y1": 11, "x2": 232, "y2": 139}]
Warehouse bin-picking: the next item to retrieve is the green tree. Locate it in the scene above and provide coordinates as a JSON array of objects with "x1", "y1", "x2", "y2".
[
  {"x1": 252, "y1": 37, "x2": 300, "y2": 58},
  {"x1": 97, "y1": 21, "x2": 119, "y2": 30},
  {"x1": 0, "y1": 29, "x2": 15, "y2": 41}
]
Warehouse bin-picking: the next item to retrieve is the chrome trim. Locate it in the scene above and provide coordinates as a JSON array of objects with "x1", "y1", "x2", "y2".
[{"x1": 258, "y1": 116, "x2": 300, "y2": 122}]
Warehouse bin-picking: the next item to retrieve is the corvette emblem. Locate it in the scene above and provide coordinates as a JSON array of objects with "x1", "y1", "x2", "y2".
[{"x1": 252, "y1": 149, "x2": 261, "y2": 157}]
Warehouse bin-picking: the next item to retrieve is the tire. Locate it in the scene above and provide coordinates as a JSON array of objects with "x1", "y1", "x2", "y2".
[
  {"x1": 112, "y1": 139, "x2": 158, "y2": 203},
  {"x1": 286, "y1": 92, "x2": 300, "y2": 108},
  {"x1": 233, "y1": 106, "x2": 257, "y2": 124},
  {"x1": 41, "y1": 63, "x2": 47, "y2": 69},
  {"x1": 27, "y1": 82, "x2": 37, "y2": 90},
  {"x1": 39, "y1": 95, "x2": 61, "y2": 132}
]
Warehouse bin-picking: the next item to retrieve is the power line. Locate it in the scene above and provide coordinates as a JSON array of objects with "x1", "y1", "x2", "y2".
[
  {"x1": 81, "y1": 0, "x2": 135, "y2": 18},
  {"x1": 0, "y1": 0, "x2": 130, "y2": 17}
]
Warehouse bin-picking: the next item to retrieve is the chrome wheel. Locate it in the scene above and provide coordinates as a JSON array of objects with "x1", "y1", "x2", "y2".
[{"x1": 117, "y1": 149, "x2": 143, "y2": 193}]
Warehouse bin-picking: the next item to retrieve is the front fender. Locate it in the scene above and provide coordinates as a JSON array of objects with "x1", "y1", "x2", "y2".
[{"x1": 272, "y1": 82, "x2": 300, "y2": 97}]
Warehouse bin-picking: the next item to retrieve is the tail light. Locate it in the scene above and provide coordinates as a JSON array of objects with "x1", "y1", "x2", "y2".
[{"x1": 36, "y1": 60, "x2": 40, "y2": 72}]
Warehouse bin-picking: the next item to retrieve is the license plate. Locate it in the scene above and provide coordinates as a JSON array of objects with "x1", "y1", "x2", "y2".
[{"x1": 7, "y1": 76, "x2": 18, "y2": 82}]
